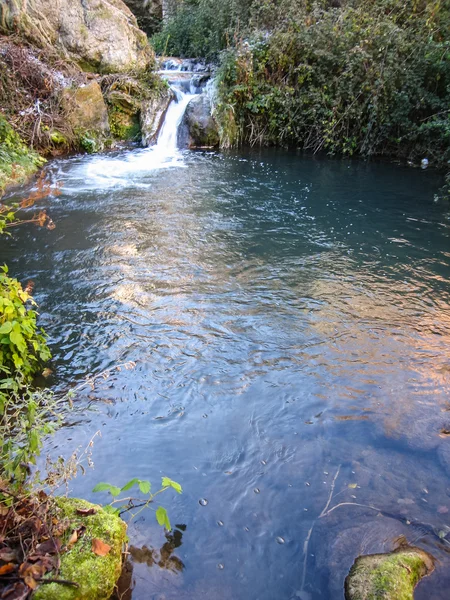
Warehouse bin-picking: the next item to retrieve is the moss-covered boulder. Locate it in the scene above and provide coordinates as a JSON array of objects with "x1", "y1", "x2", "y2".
[
  {"x1": 0, "y1": 116, "x2": 45, "y2": 196},
  {"x1": 61, "y1": 81, "x2": 110, "y2": 150},
  {"x1": 344, "y1": 547, "x2": 435, "y2": 600},
  {"x1": 33, "y1": 497, "x2": 126, "y2": 600}
]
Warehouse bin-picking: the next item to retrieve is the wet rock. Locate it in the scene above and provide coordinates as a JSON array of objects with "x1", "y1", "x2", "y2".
[
  {"x1": 2, "y1": 0, "x2": 154, "y2": 73},
  {"x1": 62, "y1": 81, "x2": 110, "y2": 138},
  {"x1": 190, "y1": 73, "x2": 211, "y2": 93},
  {"x1": 345, "y1": 547, "x2": 434, "y2": 600},
  {"x1": 140, "y1": 87, "x2": 174, "y2": 146},
  {"x1": 178, "y1": 94, "x2": 219, "y2": 148}
]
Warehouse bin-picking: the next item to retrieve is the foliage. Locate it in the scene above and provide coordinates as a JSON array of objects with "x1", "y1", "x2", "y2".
[
  {"x1": 0, "y1": 115, "x2": 45, "y2": 196},
  {"x1": 215, "y1": 0, "x2": 450, "y2": 168},
  {"x1": 0, "y1": 267, "x2": 50, "y2": 382},
  {"x1": 151, "y1": 0, "x2": 255, "y2": 59},
  {"x1": 93, "y1": 476, "x2": 183, "y2": 530},
  {"x1": 0, "y1": 386, "x2": 66, "y2": 487}
]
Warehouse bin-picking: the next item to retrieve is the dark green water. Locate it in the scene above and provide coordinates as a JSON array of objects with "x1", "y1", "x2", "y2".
[{"x1": 2, "y1": 148, "x2": 450, "y2": 599}]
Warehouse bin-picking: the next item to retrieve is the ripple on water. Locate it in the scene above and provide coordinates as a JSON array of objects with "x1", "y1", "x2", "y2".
[{"x1": 2, "y1": 150, "x2": 450, "y2": 600}]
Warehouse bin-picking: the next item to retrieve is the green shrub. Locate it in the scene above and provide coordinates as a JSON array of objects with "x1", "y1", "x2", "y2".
[
  {"x1": 0, "y1": 265, "x2": 51, "y2": 383},
  {"x1": 151, "y1": 0, "x2": 254, "y2": 59},
  {"x1": 215, "y1": 1, "x2": 450, "y2": 167}
]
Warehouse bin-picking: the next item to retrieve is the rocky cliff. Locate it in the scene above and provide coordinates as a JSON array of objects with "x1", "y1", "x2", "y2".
[{"x1": 0, "y1": 0, "x2": 154, "y2": 73}]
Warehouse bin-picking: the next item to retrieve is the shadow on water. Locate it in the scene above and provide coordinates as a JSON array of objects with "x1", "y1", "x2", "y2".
[{"x1": 1, "y1": 147, "x2": 450, "y2": 598}]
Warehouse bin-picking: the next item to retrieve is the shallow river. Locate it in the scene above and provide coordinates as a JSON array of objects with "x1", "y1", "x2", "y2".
[{"x1": 2, "y1": 147, "x2": 450, "y2": 599}]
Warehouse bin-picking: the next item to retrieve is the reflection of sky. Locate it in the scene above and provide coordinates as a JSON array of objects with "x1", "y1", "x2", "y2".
[{"x1": 2, "y1": 150, "x2": 450, "y2": 599}]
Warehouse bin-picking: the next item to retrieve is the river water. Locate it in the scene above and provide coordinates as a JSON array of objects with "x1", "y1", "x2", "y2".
[{"x1": 2, "y1": 145, "x2": 450, "y2": 599}]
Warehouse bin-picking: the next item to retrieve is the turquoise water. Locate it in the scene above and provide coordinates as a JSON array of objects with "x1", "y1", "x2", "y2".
[{"x1": 2, "y1": 148, "x2": 450, "y2": 599}]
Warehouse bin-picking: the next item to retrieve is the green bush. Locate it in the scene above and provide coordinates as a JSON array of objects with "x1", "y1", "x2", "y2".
[
  {"x1": 0, "y1": 265, "x2": 51, "y2": 383},
  {"x1": 215, "y1": 1, "x2": 450, "y2": 167},
  {"x1": 151, "y1": 0, "x2": 254, "y2": 59}
]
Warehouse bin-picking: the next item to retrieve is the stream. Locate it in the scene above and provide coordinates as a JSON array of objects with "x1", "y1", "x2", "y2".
[{"x1": 1, "y1": 112, "x2": 450, "y2": 598}]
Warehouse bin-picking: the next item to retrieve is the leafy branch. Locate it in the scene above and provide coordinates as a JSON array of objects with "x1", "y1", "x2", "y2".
[{"x1": 93, "y1": 476, "x2": 183, "y2": 531}]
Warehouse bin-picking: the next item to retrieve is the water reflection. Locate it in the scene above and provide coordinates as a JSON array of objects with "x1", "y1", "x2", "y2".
[{"x1": 1, "y1": 150, "x2": 450, "y2": 599}]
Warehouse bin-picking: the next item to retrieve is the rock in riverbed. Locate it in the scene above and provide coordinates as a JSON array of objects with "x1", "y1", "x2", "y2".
[{"x1": 345, "y1": 546, "x2": 434, "y2": 600}]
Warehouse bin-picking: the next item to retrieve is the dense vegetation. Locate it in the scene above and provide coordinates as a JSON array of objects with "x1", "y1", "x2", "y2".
[{"x1": 152, "y1": 0, "x2": 450, "y2": 168}]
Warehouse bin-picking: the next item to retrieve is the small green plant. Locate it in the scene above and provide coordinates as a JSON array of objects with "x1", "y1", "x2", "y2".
[
  {"x1": 93, "y1": 476, "x2": 183, "y2": 530},
  {"x1": 0, "y1": 266, "x2": 51, "y2": 381}
]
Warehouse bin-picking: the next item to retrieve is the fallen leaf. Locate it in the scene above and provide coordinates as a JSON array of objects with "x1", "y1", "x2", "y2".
[
  {"x1": 67, "y1": 530, "x2": 78, "y2": 549},
  {"x1": 438, "y1": 506, "x2": 449, "y2": 514},
  {"x1": 92, "y1": 538, "x2": 111, "y2": 556},
  {"x1": 0, "y1": 562, "x2": 17, "y2": 575},
  {"x1": 0, "y1": 547, "x2": 17, "y2": 562},
  {"x1": 348, "y1": 483, "x2": 357, "y2": 489},
  {"x1": 76, "y1": 508, "x2": 97, "y2": 517},
  {"x1": 2, "y1": 581, "x2": 29, "y2": 600},
  {"x1": 36, "y1": 538, "x2": 61, "y2": 555}
]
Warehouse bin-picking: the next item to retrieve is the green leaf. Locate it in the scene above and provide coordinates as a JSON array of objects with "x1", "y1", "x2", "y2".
[
  {"x1": 162, "y1": 477, "x2": 182, "y2": 494},
  {"x1": 0, "y1": 322, "x2": 12, "y2": 335},
  {"x1": 92, "y1": 482, "x2": 121, "y2": 496},
  {"x1": 138, "y1": 480, "x2": 151, "y2": 495},
  {"x1": 120, "y1": 478, "x2": 140, "y2": 492},
  {"x1": 103, "y1": 504, "x2": 121, "y2": 516},
  {"x1": 156, "y1": 506, "x2": 171, "y2": 530}
]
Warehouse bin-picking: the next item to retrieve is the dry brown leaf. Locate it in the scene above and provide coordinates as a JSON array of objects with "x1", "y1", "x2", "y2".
[
  {"x1": 0, "y1": 547, "x2": 17, "y2": 562},
  {"x1": 76, "y1": 508, "x2": 97, "y2": 517},
  {"x1": 67, "y1": 530, "x2": 78, "y2": 548},
  {"x1": 92, "y1": 538, "x2": 111, "y2": 556},
  {"x1": 0, "y1": 562, "x2": 17, "y2": 575}
]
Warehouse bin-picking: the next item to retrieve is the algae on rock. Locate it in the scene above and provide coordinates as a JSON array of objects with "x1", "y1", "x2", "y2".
[
  {"x1": 33, "y1": 497, "x2": 127, "y2": 600},
  {"x1": 345, "y1": 547, "x2": 435, "y2": 600}
]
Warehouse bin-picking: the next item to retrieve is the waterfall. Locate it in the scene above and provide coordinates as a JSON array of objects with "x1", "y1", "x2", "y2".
[{"x1": 153, "y1": 88, "x2": 194, "y2": 157}]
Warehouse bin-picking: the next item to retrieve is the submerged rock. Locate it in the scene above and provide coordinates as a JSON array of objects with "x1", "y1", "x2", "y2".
[
  {"x1": 178, "y1": 94, "x2": 219, "y2": 148},
  {"x1": 345, "y1": 547, "x2": 434, "y2": 600},
  {"x1": 34, "y1": 497, "x2": 126, "y2": 600},
  {"x1": 2, "y1": 0, "x2": 153, "y2": 73}
]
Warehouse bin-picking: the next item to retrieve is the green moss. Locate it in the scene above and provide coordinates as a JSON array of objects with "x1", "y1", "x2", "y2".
[
  {"x1": 50, "y1": 130, "x2": 68, "y2": 145},
  {"x1": 345, "y1": 548, "x2": 435, "y2": 600},
  {"x1": 108, "y1": 109, "x2": 141, "y2": 141},
  {"x1": 33, "y1": 497, "x2": 127, "y2": 600},
  {"x1": 0, "y1": 116, "x2": 45, "y2": 196}
]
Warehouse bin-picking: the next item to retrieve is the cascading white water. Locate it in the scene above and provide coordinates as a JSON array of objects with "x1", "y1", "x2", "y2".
[
  {"x1": 66, "y1": 86, "x2": 197, "y2": 189},
  {"x1": 153, "y1": 88, "x2": 195, "y2": 158}
]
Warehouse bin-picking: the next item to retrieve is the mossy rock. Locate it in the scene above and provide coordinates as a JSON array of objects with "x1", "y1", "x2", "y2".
[
  {"x1": 33, "y1": 497, "x2": 127, "y2": 600},
  {"x1": 345, "y1": 547, "x2": 435, "y2": 600},
  {"x1": 109, "y1": 109, "x2": 141, "y2": 141},
  {"x1": 0, "y1": 116, "x2": 45, "y2": 196}
]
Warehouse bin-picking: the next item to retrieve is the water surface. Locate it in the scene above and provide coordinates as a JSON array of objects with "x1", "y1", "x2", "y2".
[{"x1": 2, "y1": 148, "x2": 450, "y2": 599}]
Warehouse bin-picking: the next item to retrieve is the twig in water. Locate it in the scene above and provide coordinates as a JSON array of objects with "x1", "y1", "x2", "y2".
[{"x1": 300, "y1": 465, "x2": 341, "y2": 592}]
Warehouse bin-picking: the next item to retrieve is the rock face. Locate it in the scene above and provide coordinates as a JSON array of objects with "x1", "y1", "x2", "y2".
[
  {"x1": 1, "y1": 0, "x2": 154, "y2": 73},
  {"x1": 122, "y1": 0, "x2": 162, "y2": 36},
  {"x1": 178, "y1": 94, "x2": 219, "y2": 148},
  {"x1": 140, "y1": 87, "x2": 174, "y2": 145},
  {"x1": 345, "y1": 547, "x2": 435, "y2": 600},
  {"x1": 62, "y1": 81, "x2": 110, "y2": 135}
]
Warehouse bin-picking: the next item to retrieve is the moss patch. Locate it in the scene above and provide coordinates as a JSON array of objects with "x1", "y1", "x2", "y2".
[
  {"x1": 109, "y1": 109, "x2": 141, "y2": 141},
  {"x1": 345, "y1": 547, "x2": 435, "y2": 600},
  {"x1": 0, "y1": 116, "x2": 45, "y2": 196},
  {"x1": 33, "y1": 497, "x2": 127, "y2": 600}
]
